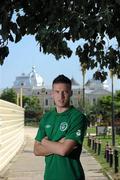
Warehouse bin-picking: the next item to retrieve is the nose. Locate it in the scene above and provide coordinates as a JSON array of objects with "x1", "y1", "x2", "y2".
[{"x1": 59, "y1": 92, "x2": 65, "y2": 98}]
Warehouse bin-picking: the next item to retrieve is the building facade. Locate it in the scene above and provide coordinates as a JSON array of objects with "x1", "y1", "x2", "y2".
[{"x1": 13, "y1": 67, "x2": 110, "y2": 111}]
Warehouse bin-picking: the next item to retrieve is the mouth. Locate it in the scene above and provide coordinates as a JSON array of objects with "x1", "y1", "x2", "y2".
[{"x1": 58, "y1": 100, "x2": 65, "y2": 103}]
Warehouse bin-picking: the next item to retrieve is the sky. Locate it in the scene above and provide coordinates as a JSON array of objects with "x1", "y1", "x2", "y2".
[{"x1": 0, "y1": 35, "x2": 120, "y2": 91}]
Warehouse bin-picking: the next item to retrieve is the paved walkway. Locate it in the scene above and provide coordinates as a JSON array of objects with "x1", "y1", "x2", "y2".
[{"x1": 0, "y1": 127, "x2": 109, "y2": 180}]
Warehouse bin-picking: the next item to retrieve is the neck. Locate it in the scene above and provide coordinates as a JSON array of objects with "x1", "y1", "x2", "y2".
[{"x1": 56, "y1": 106, "x2": 70, "y2": 113}]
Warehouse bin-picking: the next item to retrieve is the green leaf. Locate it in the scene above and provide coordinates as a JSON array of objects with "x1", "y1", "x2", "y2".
[
  {"x1": 10, "y1": 22, "x2": 18, "y2": 35},
  {"x1": 15, "y1": 32, "x2": 22, "y2": 43},
  {"x1": 9, "y1": 33, "x2": 14, "y2": 42}
]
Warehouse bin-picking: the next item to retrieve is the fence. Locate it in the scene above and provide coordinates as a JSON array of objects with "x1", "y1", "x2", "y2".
[
  {"x1": 0, "y1": 100, "x2": 24, "y2": 171},
  {"x1": 87, "y1": 136, "x2": 119, "y2": 173}
]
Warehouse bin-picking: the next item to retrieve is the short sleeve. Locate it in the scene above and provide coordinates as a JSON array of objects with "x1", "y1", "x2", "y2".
[
  {"x1": 35, "y1": 117, "x2": 46, "y2": 142},
  {"x1": 65, "y1": 113, "x2": 87, "y2": 144}
]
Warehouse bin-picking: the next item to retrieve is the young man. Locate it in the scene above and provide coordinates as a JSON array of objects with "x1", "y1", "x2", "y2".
[{"x1": 34, "y1": 75, "x2": 87, "y2": 180}]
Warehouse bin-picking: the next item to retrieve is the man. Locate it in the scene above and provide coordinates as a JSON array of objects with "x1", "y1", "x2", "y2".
[{"x1": 34, "y1": 75, "x2": 87, "y2": 180}]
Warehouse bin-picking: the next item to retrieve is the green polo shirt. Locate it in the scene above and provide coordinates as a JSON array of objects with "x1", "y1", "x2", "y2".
[{"x1": 35, "y1": 106, "x2": 87, "y2": 180}]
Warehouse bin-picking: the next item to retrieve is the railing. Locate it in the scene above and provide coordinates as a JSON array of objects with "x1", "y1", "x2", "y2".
[
  {"x1": 0, "y1": 100, "x2": 24, "y2": 171},
  {"x1": 87, "y1": 135, "x2": 119, "y2": 173}
]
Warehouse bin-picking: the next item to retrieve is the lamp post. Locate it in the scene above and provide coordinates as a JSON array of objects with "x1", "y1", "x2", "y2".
[
  {"x1": 17, "y1": 93, "x2": 19, "y2": 106},
  {"x1": 20, "y1": 83, "x2": 24, "y2": 107},
  {"x1": 110, "y1": 69, "x2": 115, "y2": 147},
  {"x1": 81, "y1": 63, "x2": 87, "y2": 111},
  {"x1": 41, "y1": 88, "x2": 46, "y2": 114}
]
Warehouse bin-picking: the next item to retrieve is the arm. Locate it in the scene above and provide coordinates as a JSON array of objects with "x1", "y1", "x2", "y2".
[
  {"x1": 41, "y1": 137, "x2": 77, "y2": 156},
  {"x1": 34, "y1": 140, "x2": 53, "y2": 156}
]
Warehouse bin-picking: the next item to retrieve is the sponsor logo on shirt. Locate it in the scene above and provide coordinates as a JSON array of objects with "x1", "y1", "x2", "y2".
[
  {"x1": 60, "y1": 122, "x2": 68, "y2": 131},
  {"x1": 76, "y1": 129, "x2": 81, "y2": 136},
  {"x1": 45, "y1": 124, "x2": 51, "y2": 128}
]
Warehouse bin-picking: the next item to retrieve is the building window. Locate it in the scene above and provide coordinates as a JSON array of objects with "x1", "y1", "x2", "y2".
[
  {"x1": 78, "y1": 91, "x2": 80, "y2": 94},
  {"x1": 70, "y1": 100, "x2": 73, "y2": 105},
  {"x1": 45, "y1": 99, "x2": 48, "y2": 106},
  {"x1": 93, "y1": 98, "x2": 96, "y2": 104}
]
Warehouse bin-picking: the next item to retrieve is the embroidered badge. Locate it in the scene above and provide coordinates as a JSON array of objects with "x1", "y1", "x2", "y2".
[
  {"x1": 76, "y1": 129, "x2": 81, "y2": 136},
  {"x1": 60, "y1": 122, "x2": 68, "y2": 131}
]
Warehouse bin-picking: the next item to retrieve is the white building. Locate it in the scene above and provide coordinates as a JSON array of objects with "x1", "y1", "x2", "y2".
[
  {"x1": 85, "y1": 78, "x2": 111, "y2": 105},
  {"x1": 13, "y1": 67, "x2": 110, "y2": 111}
]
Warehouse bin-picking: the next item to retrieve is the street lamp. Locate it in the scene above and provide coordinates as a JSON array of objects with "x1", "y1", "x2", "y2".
[
  {"x1": 17, "y1": 93, "x2": 19, "y2": 106},
  {"x1": 41, "y1": 88, "x2": 46, "y2": 113},
  {"x1": 110, "y1": 69, "x2": 115, "y2": 147},
  {"x1": 81, "y1": 63, "x2": 87, "y2": 111},
  {"x1": 20, "y1": 82, "x2": 24, "y2": 107}
]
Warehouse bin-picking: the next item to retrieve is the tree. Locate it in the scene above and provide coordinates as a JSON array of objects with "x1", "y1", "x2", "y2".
[
  {"x1": 97, "y1": 96, "x2": 112, "y2": 124},
  {"x1": 0, "y1": 88, "x2": 17, "y2": 103},
  {"x1": 23, "y1": 96, "x2": 42, "y2": 121},
  {"x1": 88, "y1": 91, "x2": 120, "y2": 126},
  {"x1": 0, "y1": 1, "x2": 120, "y2": 79},
  {"x1": 114, "y1": 90, "x2": 120, "y2": 117}
]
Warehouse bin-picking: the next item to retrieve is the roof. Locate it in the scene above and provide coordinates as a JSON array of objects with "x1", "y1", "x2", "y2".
[
  {"x1": 13, "y1": 66, "x2": 44, "y2": 88},
  {"x1": 71, "y1": 77, "x2": 80, "y2": 86}
]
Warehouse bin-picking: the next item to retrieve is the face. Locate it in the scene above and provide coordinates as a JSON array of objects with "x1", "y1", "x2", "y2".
[{"x1": 52, "y1": 83, "x2": 72, "y2": 109}]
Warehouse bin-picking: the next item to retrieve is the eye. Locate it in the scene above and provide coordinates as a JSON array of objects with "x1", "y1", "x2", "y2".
[
  {"x1": 64, "y1": 91, "x2": 68, "y2": 94},
  {"x1": 54, "y1": 90, "x2": 59, "y2": 94}
]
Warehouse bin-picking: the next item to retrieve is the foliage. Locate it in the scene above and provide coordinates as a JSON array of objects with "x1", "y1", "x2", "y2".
[
  {"x1": 0, "y1": 88, "x2": 17, "y2": 103},
  {"x1": 114, "y1": 90, "x2": 120, "y2": 117},
  {"x1": 97, "y1": 95, "x2": 112, "y2": 123},
  {"x1": 99, "y1": 91, "x2": 120, "y2": 119},
  {"x1": 87, "y1": 90, "x2": 120, "y2": 125},
  {"x1": 23, "y1": 96, "x2": 42, "y2": 121},
  {"x1": 0, "y1": 1, "x2": 120, "y2": 79}
]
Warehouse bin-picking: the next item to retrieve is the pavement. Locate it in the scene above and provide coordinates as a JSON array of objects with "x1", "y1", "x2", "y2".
[{"x1": 0, "y1": 127, "x2": 110, "y2": 180}]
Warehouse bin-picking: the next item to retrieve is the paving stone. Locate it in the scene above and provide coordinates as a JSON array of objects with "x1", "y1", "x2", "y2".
[{"x1": 1, "y1": 127, "x2": 109, "y2": 180}]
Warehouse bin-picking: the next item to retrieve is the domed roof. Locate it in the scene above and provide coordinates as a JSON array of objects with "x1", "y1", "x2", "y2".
[
  {"x1": 29, "y1": 66, "x2": 44, "y2": 87},
  {"x1": 103, "y1": 80, "x2": 109, "y2": 90},
  {"x1": 85, "y1": 78, "x2": 110, "y2": 91},
  {"x1": 85, "y1": 78, "x2": 103, "y2": 90},
  {"x1": 71, "y1": 77, "x2": 79, "y2": 86}
]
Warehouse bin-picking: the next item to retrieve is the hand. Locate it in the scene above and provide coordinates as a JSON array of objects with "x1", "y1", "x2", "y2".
[
  {"x1": 44, "y1": 136, "x2": 48, "y2": 140},
  {"x1": 59, "y1": 138, "x2": 78, "y2": 150},
  {"x1": 59, "y1": 137, "x2": 65, "y2": 143},
  {"x1": 41, "y1": 136, "x2": 48, "y2": 145}
]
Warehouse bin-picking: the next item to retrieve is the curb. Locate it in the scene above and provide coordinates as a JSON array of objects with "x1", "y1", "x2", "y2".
[
  {"x1": 83, "y1": 148, "x2": 113, "y2": 180},
  {"x1": 104, "y1": 171, "x2": 113, "y2": 180}
]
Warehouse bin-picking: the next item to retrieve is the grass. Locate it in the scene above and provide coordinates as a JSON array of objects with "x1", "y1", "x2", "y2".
[
  {"x1": 83, "y1": 127, "x2": 120, "y2": 179},
  {"x1": 87, "y1": 126, "x2": 96, "y2": 134}
]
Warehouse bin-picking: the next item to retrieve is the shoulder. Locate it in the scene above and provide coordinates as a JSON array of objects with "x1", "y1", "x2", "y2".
[
  {"x1": 38, "y1": 110, "x2": 54, "y2": 127},
  {"x1": 70, "y1": 106, "x2": 87, "y2": 123},
  {"x1": 70, "y1": 106, "x2": 85, "y2": 117},
  {"x1": 40, "y1": 109, "x2": 55, "y2": 121}
]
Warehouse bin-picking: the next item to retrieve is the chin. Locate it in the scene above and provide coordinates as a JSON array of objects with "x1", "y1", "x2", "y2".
[{"x1": 59, "y1": 103, "x2": 68, "y2": 107}]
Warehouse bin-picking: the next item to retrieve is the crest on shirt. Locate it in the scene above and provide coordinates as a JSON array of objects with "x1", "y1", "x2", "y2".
[
  {"x1": 60, "y1": 122, "x2": 68, "y2": 131},
  {"x1": 76, "y1": 129, "x2": 81, "y2": 136}
]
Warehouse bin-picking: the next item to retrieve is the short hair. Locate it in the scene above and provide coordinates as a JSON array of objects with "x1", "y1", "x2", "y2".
[{"x1": 52, "y1": 75, "x2": 71, "y2": 87}]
